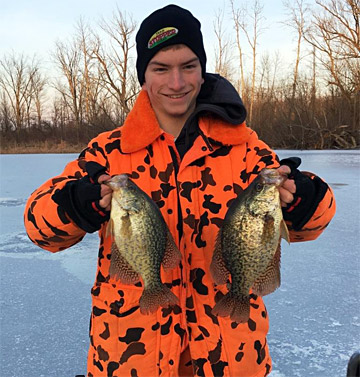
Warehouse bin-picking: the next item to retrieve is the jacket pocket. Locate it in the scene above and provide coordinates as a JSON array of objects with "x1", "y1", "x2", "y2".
[
  {"x1": 88, "y1": 282, "x2": 160, "y2": 374},
  {"x1": 91, "y1": 282, "x2": 143, "y2": 317}
]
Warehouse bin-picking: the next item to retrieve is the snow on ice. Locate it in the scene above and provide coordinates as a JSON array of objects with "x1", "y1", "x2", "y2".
[{"x1": 0, "y1": 151, "x2": 359, "y2": 377}]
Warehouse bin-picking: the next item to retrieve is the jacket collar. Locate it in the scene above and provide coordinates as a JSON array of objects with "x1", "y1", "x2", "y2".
[{"x1": 118, "y1": 90, "x2": 253, "y2": 153}]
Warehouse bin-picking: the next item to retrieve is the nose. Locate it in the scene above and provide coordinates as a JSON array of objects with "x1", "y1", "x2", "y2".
[{"x1": 168, "y1": 68, "x2": 185, "y2": 91}]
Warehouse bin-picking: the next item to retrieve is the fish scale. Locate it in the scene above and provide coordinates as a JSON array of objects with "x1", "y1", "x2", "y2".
[
  {"x1": 105, "y1": 174, "x2": 182, "y2": 315},
  {"x1": 210, "y1": 168, "x2": 290, "y2": 323}
]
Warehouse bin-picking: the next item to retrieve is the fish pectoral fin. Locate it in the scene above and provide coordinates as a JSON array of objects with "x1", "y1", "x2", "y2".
[
  {"x1": 210, "y1": 231, "x2": 230, "y2": 285},
  {"x1": 106, "y1": 218, "x2": 115, "y2": 238},
  {"x1": 280, "y1": 219, "x2": 290, "y2": 244},
  {"x1": 109, "y1": 242, "x2": 140, "y2": 284},
  {"x1": 162, "y1": 230, "x2": 182, "y2": 271},
  {"x1": 262, "y1": 215, "x2": 276, "y2": 242},
  {"x1": 252, "y1": 244, "x2": 281, "y2": 296}
]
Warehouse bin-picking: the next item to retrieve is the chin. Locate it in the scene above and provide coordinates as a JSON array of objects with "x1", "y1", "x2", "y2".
[{"x1": 166, "y1": 105, "x2": 193, "y2": 117}]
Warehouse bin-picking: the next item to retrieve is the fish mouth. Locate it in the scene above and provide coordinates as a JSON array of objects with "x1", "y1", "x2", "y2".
[
  {"x1": 104, "y1": 174, "x2": 129, "y2": 190},
  {"x1": 105, "y1": 175, "x2": 142, "y2": 213},
  {"x1": 260, "y1": 169, "x2": 285, "y2": 187}
]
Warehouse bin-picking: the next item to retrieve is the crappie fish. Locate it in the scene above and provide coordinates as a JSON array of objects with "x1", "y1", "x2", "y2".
[
  {"x1": 105, "y1": 174, "x2": 181, "y2": 315},
  {"x1": 210, "y1": 168, "x2": 290, "y2": 323}
]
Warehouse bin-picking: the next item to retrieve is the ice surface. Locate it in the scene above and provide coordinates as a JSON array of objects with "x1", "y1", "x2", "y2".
[{"x1": 0, "y1": 151, "x2": 359, "y2": 377}]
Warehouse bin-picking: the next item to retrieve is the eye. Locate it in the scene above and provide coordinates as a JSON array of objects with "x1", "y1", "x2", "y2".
[
  {"x1": 153, "y1": 67, "x2": 167, "y2": 73},
  {"x1": 255, "y1": 183, "x2": 263, "y2": 192}
]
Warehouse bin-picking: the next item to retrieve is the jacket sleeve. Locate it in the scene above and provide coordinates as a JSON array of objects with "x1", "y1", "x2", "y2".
[
  {"x1": 23, "y1": 144, "x2": 109, "y2": 253},
  {"x1": 245, "y1": 131, "x2": 336, "y2": 243},
  {"x1": 285, "y1": 172, "x2": 336, "y2": 242}
]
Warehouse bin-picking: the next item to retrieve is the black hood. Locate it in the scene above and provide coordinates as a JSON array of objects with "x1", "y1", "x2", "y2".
[
  {"x1": 175, "y1": 73, "x2": 247, "y2": 159},
  {"x1": 195, "y1": 73, "x2": 247, "y2": 124}
]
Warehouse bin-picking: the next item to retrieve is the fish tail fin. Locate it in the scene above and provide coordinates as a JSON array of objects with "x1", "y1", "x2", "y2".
[
  {"x1": 139, "y1": 285, "x2": 179, "y2": 315},
  {"x1": 212, "y1": 293, "x2": 250, "y2": 324}
]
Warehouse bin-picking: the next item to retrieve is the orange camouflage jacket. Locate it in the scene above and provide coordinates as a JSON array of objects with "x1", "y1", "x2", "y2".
[{"x1": 24, "y1": 88, "x2": 335, "y2": 377}]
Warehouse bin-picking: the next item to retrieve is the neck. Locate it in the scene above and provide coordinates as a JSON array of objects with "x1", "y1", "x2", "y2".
[{"x1": 156, "y1": 114, "x2": 189, "y2": 138}]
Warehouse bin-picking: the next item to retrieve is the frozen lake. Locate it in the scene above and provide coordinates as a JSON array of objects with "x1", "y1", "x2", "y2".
[{"x1": 0, "y1": 150, "x2": 359, "y2": 377}]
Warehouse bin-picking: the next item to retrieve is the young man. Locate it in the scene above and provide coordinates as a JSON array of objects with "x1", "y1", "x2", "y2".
[{"x1": 24, "y1": 5, "x2": 335, "y2": 377}]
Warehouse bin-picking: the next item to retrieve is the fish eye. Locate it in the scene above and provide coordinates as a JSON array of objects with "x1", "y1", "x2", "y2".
[
  {"x1": 128, "y1": 183, "x2": 138, "y2": 192},
  {"x1": 255, "y1": 183, "x2": 263, "y2": 192}
]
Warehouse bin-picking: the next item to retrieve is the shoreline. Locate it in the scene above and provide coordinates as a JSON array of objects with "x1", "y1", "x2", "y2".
[
  {"x1": 0, "y1": 143, "x2": 87, "y2": 154},
  {"x1": 1, "y1": 147, "x2": 359, "y2": 154}
]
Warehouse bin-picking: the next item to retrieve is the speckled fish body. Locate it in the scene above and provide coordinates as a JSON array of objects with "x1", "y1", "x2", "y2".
[
  {"x1": 105, "y1": 174, "x2": 181, "y2": 314},
  {"x1": 210, "y1": 168, "x2": 290, "y2": 323}
]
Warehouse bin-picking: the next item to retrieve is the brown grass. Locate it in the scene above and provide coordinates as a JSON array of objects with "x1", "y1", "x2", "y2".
[{"x1": 0, "y1": 140, "x2": 86, "y2": 154}]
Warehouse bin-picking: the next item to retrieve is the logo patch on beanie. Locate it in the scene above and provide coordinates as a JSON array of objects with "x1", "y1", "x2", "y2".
[{"x1": 148, "y1": 27, "x2": 178, "y2": 49}]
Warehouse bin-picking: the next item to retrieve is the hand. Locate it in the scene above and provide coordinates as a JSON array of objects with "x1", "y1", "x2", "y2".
[
  {"x1": 277, "y1": 165, "x2": 296, "y2": 207},
  {"x1": 52, "y1": 161, "x2": 112, "y2": 233},
  {"x1": 85, "y1": 161, "x2": 113, "y2": 211},
  {"x1": 98, "y1": 174, "x2": 112, "y2": 211}
]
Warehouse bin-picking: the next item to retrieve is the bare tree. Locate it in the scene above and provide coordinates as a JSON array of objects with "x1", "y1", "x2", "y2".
[
  {"x1": 51, "y1": 97, "x2": 70, "y2": 140},
  {"x1": 230, "y1": 0, "x2": 246, "y2": 98},
  {"x1": 0, "y1": 53, "x2": 41, "y2": 136},
  {"x1": 53, "y1": 37, "x2": 84, "y2": 138},
  {"x1": 310, "y1": 44, "x2": 317, "y2": 113},
  {"x1": 77, "y1": 19, "x2": 97, "y2": 124},
  {"x1": 213, "y1": 7, "x2": 233, "y2": 80},
  {"x1": 0, "y1": 91, "x2": 13, "y2": 133},
  {"x1": 305, "y1": 0, "x2": 359, "y2": 97},
  {"x1": 53, "y1": 18, "x2": 102, "y2": 142},
  {"x1": 22, "y1": 66, "x2": 47, "y2": 128},
  {"x1": 91, "y1": 8, "x2": 138, "y2": 122},
  {"x1": 230, "y1": 0, "x2": 265, "y2": 124},
  {"x1": 31, "y1": 69, "x2": 47, "y2": 126},
  {"x1": 257, "y1": 51, "x2": 281, "y2": 99},
  {"x1": 283, "y1": 0, "x2": 310, "y2": 100},
  {"x1": 304, "y1": 0, "x2": 359, "y2": 136}
]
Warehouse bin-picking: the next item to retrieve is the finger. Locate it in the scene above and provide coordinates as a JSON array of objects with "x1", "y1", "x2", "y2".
[
  {"x1": 279, "y1": 186, "x2": 294, "y2": 207},
  {"x1": 282, "y1": 178, "x2": 296, "y2": 194},
  {"x1": 99, "y1": 192, "x2": 112, "y2": 211},
  {"x1": 98, "y1": 174, "x2": 111, "y2": 184},
  {"x1": 100, "y1": 184, "x2": 112, "y2": 198},
  {"x1": 277, "y1": 165, "x2": 291, "y2": 176}
]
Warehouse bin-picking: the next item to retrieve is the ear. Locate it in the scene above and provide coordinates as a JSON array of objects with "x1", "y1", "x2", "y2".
[{"x1": 142, "y1": 82, "x2": 148, "y2": 91}]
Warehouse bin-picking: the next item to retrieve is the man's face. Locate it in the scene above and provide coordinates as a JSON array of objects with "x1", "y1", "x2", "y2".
[{"x1": 142, "y1": 45, "x2": 204, "y2": 129}]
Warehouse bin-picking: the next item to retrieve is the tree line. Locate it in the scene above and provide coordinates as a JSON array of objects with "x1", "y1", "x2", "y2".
[{"x1": 0, "y1": 0, "x2": 359, "y2": 152}]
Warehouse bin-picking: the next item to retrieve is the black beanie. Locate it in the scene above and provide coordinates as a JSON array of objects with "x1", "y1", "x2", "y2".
[{"x1": 136, "y1": 4, "x2": 207, "y2": 85}]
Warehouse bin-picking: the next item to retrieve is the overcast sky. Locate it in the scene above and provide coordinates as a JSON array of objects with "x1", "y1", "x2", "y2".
[{"x1": 0, "y1": 0, "x2": 303, "y2": 70}]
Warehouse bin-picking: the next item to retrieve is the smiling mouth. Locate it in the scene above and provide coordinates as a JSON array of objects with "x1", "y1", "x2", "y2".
[{"x1": 163, "y1": 92, "x2": 189, "y2": 99}]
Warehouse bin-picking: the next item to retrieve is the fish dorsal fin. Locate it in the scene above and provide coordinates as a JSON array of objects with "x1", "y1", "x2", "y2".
[
  {"x1": 281, "y1": 219, "x2": 290, "y2": 244},
  {"x1": 210, "y1": 230, "x2": 230, "y2": 285},
  {"x1": 109, "y1": 243, "x2": 140, "y2": 284},
  {"x1": 162, "y1": 230, "x2": 182, "y2": 271}
]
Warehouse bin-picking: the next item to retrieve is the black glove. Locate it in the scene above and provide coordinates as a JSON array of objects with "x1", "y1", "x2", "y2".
[
  {"x1": 280, "y1": 157, "x2": 328, "y2": 231},
  {"x1": 52, "y1": 162, "x2": 110, "y2": 233}
]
